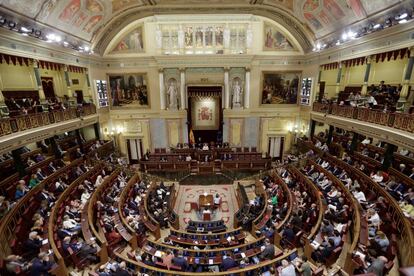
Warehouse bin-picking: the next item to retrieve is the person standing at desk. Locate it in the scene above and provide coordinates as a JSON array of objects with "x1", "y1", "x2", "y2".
[
  {"x1": 214, "y1": 193, "x2": 221, "y2": 208},
  {"x1": 172, "y1": 251, "x2": 188, "y2": 271}
]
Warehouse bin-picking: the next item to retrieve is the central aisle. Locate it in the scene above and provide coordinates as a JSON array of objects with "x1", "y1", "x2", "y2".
[{"x1": 174, "y1": 184, "x2": 239, "y2": 229}]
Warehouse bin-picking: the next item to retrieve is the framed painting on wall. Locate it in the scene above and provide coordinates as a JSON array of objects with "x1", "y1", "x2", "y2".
[
  {"x1": 108, "y1": 73, "x2": 149, "y2": 108},
  {"x1": 261, "y1": 72, "x2": 301, "y2": 104}
]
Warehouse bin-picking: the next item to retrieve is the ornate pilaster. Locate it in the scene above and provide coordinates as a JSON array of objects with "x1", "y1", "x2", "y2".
[
  {"x1": 32, "y1": 59, "x2": 46, "y2": 100},
  {"x1": 63, "y1": 65, "x2": 72, "y2": 98},
  {"x1": 401, "y1": 47, "x2": 414, "y2": 110},
  {"x1": 244, "y1": 67, "x2": 250, "y2": 108},
  {"x1": 224, "y1": 67, "x2": 230, "y2": 109},
  {"x1": 361, "y1": 56, "x2": 372, "y2": 96},
  {"x1": 179, "y1": 68, "x2": 186, "y2": 109},
  {"x1": 335, "y1": 62, "x2": 342, "y2": 98},
  {"x1": 159, "y1": 68, "x2": 166, "y2": 110}
]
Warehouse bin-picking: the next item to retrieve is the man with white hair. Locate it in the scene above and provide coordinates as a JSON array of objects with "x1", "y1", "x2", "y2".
[
  {"x1": 24, "y1": 231, "x2": 42, "y2": 259},
  {"x1": 280, "y1": 259, "x2": 295, "y2": 276}
]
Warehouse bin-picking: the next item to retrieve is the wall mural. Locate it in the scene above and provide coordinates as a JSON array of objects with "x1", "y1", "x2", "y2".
[
  {"x1": 108, "y1": 74, "x2": 149, "y2": 108},
  {"x1": 262, "y1": 72, "x2": 300, "y2": 104},
  {"x1": 110, "y1": 26, "x2": 144, "y2": 53},
  {"x1": 263, "y1": 22, "x2": 294, "y2": 51}
]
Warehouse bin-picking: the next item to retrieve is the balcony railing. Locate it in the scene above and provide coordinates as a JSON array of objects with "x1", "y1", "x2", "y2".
[
  {"x1": 312, "y1": 103, "x2": 414, "y2": 133},
  {"x1": 0, "y1": 104, "x2": 96, "y2": 138}
]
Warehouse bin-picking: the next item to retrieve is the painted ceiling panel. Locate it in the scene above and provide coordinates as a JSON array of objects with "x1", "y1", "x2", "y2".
[{"x1": 0, "y1": 0, "x2": 411, "y2": 42}]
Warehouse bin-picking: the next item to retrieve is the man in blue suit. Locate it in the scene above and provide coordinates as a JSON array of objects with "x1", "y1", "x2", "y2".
[
  {"x1": 29, "y1": 252, "x2": 53, "y2": 276},
  {"x1": 172, "y1": 251, "x2": 188, "y2": 271},
  {"x1": 221, "y1": 252, "x2": 237, "y2": 271}
]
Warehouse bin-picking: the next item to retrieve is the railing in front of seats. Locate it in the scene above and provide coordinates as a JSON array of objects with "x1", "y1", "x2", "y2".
[
  {"x1": 0, "y1": 104, "x2": 97, "y2": 137},
  {"x1": 312, "y1": 102, "x2": 414, "y2": 133}
]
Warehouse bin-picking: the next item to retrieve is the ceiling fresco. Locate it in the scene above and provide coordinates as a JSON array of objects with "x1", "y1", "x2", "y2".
[{"x1": 0, "y1": 0, "x2": 411, "y2": 44}]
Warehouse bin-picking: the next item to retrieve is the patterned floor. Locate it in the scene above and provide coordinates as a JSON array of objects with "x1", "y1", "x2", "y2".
[{"x1": 174, "y1": 184, "x2": 238, "y2": 230}]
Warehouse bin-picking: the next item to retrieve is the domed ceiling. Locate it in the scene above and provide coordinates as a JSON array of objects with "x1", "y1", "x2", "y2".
[{"x1": 0, "y1": 0, "x2": 411, "y2": 52}]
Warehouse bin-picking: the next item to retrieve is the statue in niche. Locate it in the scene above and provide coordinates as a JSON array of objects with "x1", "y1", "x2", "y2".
[
  {"x1": 167, "y1": 78, "x2": 178, "y2": 110},
  {"x1": 232, "y1": 78, "x2": 243, "y2": 108}
]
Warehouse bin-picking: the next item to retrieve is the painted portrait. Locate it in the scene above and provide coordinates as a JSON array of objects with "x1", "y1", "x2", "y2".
[
  {"x1": 262, "y1": 72, "x2": 300, "y2": 104},
  {"x1": 111, "y1": 26, "x2": 144, "y2": 53},
  {"x1": 108, "y1": 74, "x2": 149, "y2": 108},
  {"x1": 191, "y1": 97, "x2": 220, "y2": 130},
  {"x1": 263, "y1": 23, "x2": 294, "y2": 51}
]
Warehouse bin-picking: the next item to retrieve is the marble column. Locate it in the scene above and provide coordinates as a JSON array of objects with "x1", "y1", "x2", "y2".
[
  {"x1": 335, "y1": 62, "x2": 342, "y2": 98},
  {"x1": 159, "y1": 69, "x2": 166, "y2": 110},
  {"x1": 32, "y1": 59, "x2": 46, "y2": 100},
  {"x1": 400, "y1": 47, "x2": 414, "y2": 110},
  {"x1": 244, "y1": 68, "x2": 250, "y2": 108},
  {"x1": 361, "y1": 56, "x2": 372, "y2": 96},
  {"x1": 180, "y1": 68, "x2": 186, "y2": 109},
  {"x1": 224, "y1": 68, "x2": 230, "y2": 109},
  {"x1": 63, "y1": 65, "x2": 72, "y2": 98}
]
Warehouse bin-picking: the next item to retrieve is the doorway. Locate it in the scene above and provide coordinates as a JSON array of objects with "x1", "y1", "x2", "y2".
[
  {"x1": 75, "y1": 90, "x2": 84, "y2": 104},
  {"x1": 267, "y1": 136, "x2": 284, "y2": 160},
  {"x1": 187, "y1": 86, "x2": 223, "y2": 145},
  {"x1": 41, "y1": 77, "x2": 56, "y2": 99},
  {"x1": 126, "y1": 138, "x2": 143, "y2": 164}
]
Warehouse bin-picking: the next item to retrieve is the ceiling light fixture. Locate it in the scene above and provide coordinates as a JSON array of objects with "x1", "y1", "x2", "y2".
[
  {"x1": 7, "y1": 21, "x2": 16, "y2": 29},
  {"x1": 20, "y1": 26, "x2": 30, "y2": 33},
  {"x1": 398, "y1": 13, "x2": 408, "y2": 19}
]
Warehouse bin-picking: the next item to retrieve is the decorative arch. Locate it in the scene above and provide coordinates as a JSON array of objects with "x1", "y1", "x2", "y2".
[{"x1": 92, "y1": 5, "x2": 314, "y2": 54}]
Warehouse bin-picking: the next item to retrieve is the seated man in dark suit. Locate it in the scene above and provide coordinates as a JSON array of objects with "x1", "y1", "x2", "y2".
[
  {"x1": 172, "y1": 250, "x2": 188, "y2": 271},
  {"x1": 259, "y1": 238, "x2": 275, "y2": 260},
  {"x1": 29, "y1": 252, "x2": 53, "y2": 276},
  {"x1": 62, "y1": 236, "x2": 98, "y2": 262},
  {"x1": 221, "y1": 252, "x2": 237, "y2": 271},
  {"x1": 281, "y1": 224, "x2": 295, "y2": 246},
  {"x1": 114, "y1": 261, "x2": 131, "y2": 276},
  {"x1": 25, "y1": 232, "x2": 43, "y2": 259}
]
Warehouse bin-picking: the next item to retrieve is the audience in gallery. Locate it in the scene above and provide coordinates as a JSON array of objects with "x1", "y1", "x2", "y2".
[
  {"x1": 4, "y1": 95, "x2": 91, "y2": 117},
  {"x1": 304, "y1": 140, "x2": 400, "y2": 274},
  {"x1": 339, "y1": 81, "x2": 401, "y2": 111}
]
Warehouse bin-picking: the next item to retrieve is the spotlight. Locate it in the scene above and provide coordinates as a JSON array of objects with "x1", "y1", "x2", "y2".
[
  {"x1": 55, "y1": 35, "x2": 61, "y2": 42},
  {"x1": 399, "y1": 19, "x2": 408, "y2": 24},
  {"x1": 397, "y1": 13, "x2": 408, "y2": 20},
  {"x1": 8, "y1": 21, "x2": 16, "y2": 29},
  {"x1": 46, "y1": 33, "x2": 55, "y2": 41},
  {"x1": 20, "y1": 26, "x2": 30, "y2": 33},
  {"x1": 63, "y1": 41, "x2": 69, "y2": 46},
  {"x1": 341, "y1": 33, "x2": 348, "y2": 40},
  {"x1": 84, "y1": 46, "x2": 90, "y2": 51},
  {"x1": 335, "y1": 40, "x2": 341, "y2": 46},
  {"x1": 373, "y1": 23, "x2": 381, "y2": 29},
  {"x1": 0, "y1": 17, "x2": 6, "y2": 25},
  {"x1": 34, "y1": 30, "x2": 41, "y2": 37},
  {"x1": 347, "y1": 31, "x2": 357, "y2": 39}
]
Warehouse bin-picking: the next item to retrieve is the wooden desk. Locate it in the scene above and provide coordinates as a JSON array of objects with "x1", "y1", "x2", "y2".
[{"x1": 199, "y1": 194, "x2": 213, "y2": 209}]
